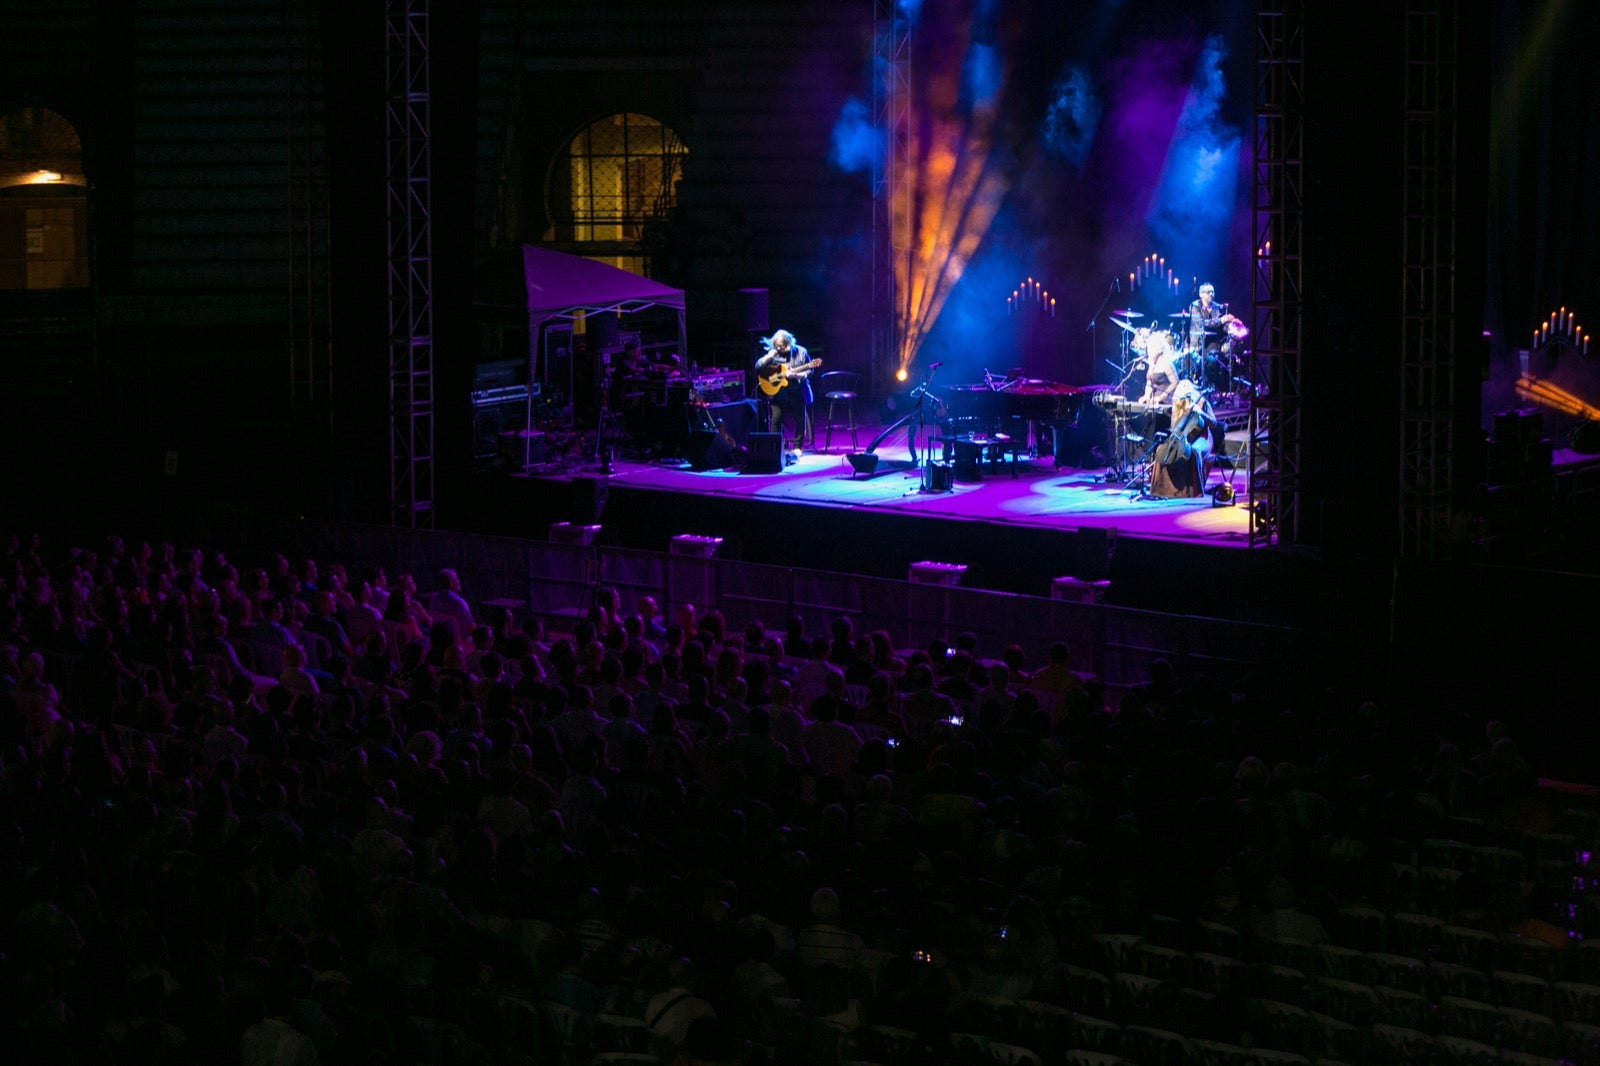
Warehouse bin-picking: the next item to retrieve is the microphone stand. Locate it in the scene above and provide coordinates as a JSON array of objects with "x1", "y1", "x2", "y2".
[
  {"x1": 1085, "y1": 276, "x2": 1119, "y2": 393},
  {"x1": 914, "y1": 363, "x2": 945, "y2": 493},
  {"x1": 594, "y1": 358, "x2": 616, "y2": 475}
]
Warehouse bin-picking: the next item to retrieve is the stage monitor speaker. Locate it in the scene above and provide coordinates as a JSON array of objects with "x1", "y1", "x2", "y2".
[
  {"x1": 686, "y1": 429, "x2": 736, "y2": 470},
  {"x1": 737, "y1": 287, "x2": 769, "y2": 334},
  {"x1": 707, "y1": 398, "x2": 760, "y2": 445},
  {"x1": 744, "y1": 432, "x2": 783, "y2": 473},
  {"x1": 922, "y1": 461, "x2": 953, "y2": 492},
  {"x1": 846, "y1": 452, "x2": 879, "y2": 476}
]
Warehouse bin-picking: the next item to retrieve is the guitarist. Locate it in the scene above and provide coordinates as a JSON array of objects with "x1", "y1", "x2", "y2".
[{"x1": 754, "y1": 329, "x2": 819, "y2": 453}]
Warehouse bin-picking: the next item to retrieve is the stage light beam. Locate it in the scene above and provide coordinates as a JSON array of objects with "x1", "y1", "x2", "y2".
[{"x1": 891, "y1": 7, "x2": 1015, "y2": 378}]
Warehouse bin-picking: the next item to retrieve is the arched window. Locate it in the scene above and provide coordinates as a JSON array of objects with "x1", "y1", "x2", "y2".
[
  {"x1": 0, "y1": 106, "x2": 90, "y2": 290},
  {"x1": 547, "y1": 112, "x2": 686, "y2": 275}
]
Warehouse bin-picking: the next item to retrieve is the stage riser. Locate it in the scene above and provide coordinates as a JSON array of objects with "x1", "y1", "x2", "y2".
[{"x1": 469, "y1": 473, "x2": 1317, "y2": 628}]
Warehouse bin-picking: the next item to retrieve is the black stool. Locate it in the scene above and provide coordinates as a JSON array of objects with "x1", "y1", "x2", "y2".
[{"x1": 817, "y1": 370, "x2": 861, "y2": 453}]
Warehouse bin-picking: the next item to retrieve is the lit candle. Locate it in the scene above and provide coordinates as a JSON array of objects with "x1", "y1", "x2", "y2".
[
  {"x1": 1050, "y1": 298, "x2": 1056, "y2": 318},
  {"x1": 1586, "y1": 335, "x2": 1591, "y2": 355},
  {"x1": 1129, "y1": 273, "x2": 1135, "y2": 288}
]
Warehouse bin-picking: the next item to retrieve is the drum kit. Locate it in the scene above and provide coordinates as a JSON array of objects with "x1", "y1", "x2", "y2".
[
  {"x1": 1094, "y1": 303, "x2": 1254, "y2": 491},
  {"x1": 1104, "y1": 306, "x2": 1250, "y2": 398}
]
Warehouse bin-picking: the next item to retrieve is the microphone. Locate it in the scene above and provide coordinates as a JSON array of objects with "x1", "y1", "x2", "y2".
[{"x1": 930, "y1": 361, "x2": 944, "y2": 369}]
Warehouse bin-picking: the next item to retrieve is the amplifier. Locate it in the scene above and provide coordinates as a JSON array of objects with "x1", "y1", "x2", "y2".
[
  {"x1": 473, "y1": 388, "x2": 530, "y2": 459},
  {"x1": 471, "y1": 383, "x2": 536, "y2": 408},
  {"x1": 692, "y1": 368, "x2": 745, "y2": 404},
  {"x1": 1492, "y1": 407, "x2": 1542, "y2": 444}
]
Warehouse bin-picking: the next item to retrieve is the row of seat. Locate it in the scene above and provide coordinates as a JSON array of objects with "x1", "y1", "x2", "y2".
[{"x1": 861, "y1": 993, "x2": 1600, "y2": 1066}]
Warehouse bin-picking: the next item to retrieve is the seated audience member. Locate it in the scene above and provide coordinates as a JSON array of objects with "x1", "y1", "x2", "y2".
[{"x1": 426, "y1": 567, "x2": 475, "y2": 641}]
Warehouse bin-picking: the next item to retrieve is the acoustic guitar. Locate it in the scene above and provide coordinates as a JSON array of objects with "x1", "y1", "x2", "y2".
[{"x1": 756, "y1": 358, "x2": 822, "y2": 397}]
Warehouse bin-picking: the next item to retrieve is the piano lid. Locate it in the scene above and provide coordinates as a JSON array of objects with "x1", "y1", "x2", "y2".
[{"x1": 1007, "y1": 379, "x2": 1084, "y2": 395}]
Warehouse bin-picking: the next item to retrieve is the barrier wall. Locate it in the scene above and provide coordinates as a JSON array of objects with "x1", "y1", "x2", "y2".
[{"x1": 168, "y1": 513, "x2": 1304, "y2": 707}]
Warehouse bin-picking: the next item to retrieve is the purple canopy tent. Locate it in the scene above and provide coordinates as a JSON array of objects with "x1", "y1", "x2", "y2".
[
  {"x1": 515, "y1": 246, "x2": 689, "y2": 467},
  {"x1": 521, "y1": 244, "x2": 687, "y2": 381}
]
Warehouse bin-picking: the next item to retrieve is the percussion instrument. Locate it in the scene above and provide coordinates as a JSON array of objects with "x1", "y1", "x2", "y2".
[{"x1": 1133, "y1": 328, "x2": 1176, "y2": 358}]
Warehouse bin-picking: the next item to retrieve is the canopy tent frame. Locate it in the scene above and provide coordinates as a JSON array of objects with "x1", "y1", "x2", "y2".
[{"x1": 517, "y1": 245, "x2": 688, "y2": 469}]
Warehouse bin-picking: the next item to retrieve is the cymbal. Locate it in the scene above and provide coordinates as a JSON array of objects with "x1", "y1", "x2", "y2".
[
  {"x1": 1167, "y1": 312, "x2": 1191, "y2": 318},
  {"x1": 1108, "y1": 317, "x2": 1135, "y2": 332},
  {"x1": 1110, "y1": 308, "x2": 1143, "y2": 318}
]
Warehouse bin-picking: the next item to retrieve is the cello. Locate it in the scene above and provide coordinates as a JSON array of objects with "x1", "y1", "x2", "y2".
[
  {"x1": 1148, "y1": 384, "x2": 1215, "y2": 498},
  {"x1": 1156, "y1": 402, "x2": 1208, "y2": 466}
]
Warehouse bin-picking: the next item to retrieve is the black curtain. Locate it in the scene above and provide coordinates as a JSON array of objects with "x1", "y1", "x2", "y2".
[{"x1": 1484, "y1": 1, "x2": 1600, "y2": 428}]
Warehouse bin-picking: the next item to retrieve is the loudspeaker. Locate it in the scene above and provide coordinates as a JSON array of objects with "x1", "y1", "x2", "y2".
[
  {"x1": 587, "y1": 312, "x2": 620, "y2": 350},
  {"x1": 922, "y1": 461, "x2": 953, "y2": 492},
  {"x1": 846, "y1": 452, "x2": 879, "y2": 476},
  {"x1": 737, "y1": 288, "x2": 769, "y2": 335},
  {"x1": 707, "y1": 399, "x2": 760, "y2": 445},
  {"x1": 744, "y1": 432, "x2": 783, "y2": 473},
  {"x1": 686, "y1": 429, "x2": 735, "y2": 470}
]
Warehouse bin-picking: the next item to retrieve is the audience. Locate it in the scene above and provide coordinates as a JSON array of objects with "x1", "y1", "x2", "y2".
[{"x1": 0, "y1": 527, "x2": 1594, "y2": 1066}]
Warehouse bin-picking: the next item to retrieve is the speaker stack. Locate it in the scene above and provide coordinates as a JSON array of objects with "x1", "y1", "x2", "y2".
[{"x1": 737, "y1": 288, "x2": 769, "y2": 335}]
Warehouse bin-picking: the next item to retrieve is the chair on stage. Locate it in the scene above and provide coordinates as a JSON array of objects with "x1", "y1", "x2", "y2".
[{"x1": 817, "y1": 370, "x2": 861, "y2": 453}]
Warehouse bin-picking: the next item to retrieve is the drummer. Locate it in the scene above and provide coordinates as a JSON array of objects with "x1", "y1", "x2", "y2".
[{"x1": 1186, "y1": 282, "x2": 1238, "y2": 358}]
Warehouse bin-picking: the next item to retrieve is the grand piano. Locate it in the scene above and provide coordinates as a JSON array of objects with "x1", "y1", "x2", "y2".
[
  {"x1": 939, "y1": 378, "x2": 1087, "y2": 426},
  {"x1": 848, "y1": 376, "x2": 1092, "y2": 478},
  {"x1": 935, "y1": 378, "x2": 1090, "y2": 465}
]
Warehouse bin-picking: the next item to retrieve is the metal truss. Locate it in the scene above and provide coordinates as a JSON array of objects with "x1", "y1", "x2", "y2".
[
  {"x1": 872, "y1": 0, "x2": 910, "y2": 396},
  {"x1": 1250, "y1": 0, "x2": 1305, "y2": 546},
  {"x1": 386, "y1": 0, "x2": 434, "y2": 528},
  {"x1": 287, "y1": 0, "x2": 332, "y2": 434},
  {"x1": 1398, "y1": 1, "x2": 1459, "y2": 558}
]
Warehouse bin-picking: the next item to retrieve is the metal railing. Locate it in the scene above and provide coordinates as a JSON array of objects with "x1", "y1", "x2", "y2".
[{"x1": 169, "y1": 513, "x2": 1303, "y2": 708}]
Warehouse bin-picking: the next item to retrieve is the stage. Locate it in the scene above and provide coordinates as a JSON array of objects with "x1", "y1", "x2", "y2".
[
  {"x1": 579, "y1": 439, "x2": 1253, "y2": 545},
  {"x1": 473, "y1": 409, "x2": 1319, "y2": 626}
]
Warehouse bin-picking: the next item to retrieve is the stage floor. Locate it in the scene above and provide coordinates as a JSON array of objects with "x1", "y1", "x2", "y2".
[{"x1": 580, "y1": 433, "x2": 1255, "y2": 546}]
